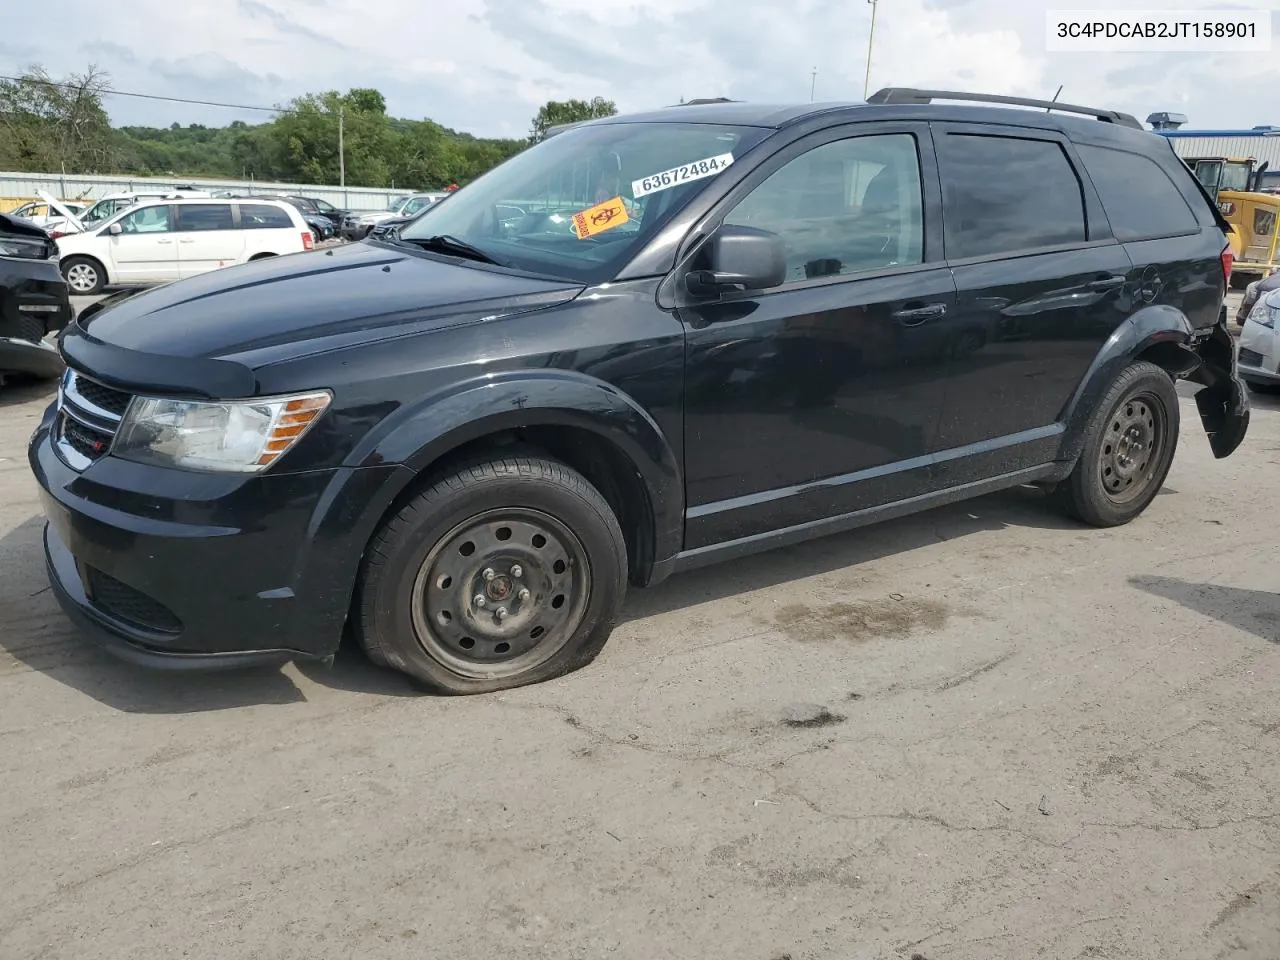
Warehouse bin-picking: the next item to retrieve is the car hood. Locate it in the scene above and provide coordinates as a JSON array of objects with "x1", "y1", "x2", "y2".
[{"x1": 61, "y1": 241, "x2": 585, "y2": 398}]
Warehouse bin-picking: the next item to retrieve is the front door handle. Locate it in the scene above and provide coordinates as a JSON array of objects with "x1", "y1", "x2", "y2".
[
  {"x1": 1088, "y1": 275, "x2": 1126, "y2": 291},
  {"x1": 156, "y1": 238, "x2": 173, "y2": 244},
  {"x1": 892, "y1": 302, "x2": 948, "y2": 326},
  {"x1": 179, "y1": 238, "x2": 195, "y2": 244}
]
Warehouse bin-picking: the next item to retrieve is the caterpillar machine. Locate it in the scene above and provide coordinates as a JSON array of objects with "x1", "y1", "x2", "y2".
[{"x1": 1182, "y1": 155, "x2": 1279, "y2": 286}]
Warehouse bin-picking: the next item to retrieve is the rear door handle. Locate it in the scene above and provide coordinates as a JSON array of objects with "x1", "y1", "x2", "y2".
[
  {"x1": 156, "y1": 238, "x2": 173, "y2": 244},
  {"x1": 179, "y1": 238, "x2": 195, "y2": 244},
  {"x1": 892, "y1": 302, "x2": 948, "y2": 326},
  {"x1": 1088, "y1": 275, "x2": 1126, "y2": 290}
]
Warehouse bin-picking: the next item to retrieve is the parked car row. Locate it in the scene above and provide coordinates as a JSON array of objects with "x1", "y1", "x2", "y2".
[{"x1": 342, "y1": 192, "x2": 447, "y2": 239}]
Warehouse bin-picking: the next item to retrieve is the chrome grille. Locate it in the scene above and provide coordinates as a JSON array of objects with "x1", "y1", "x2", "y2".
[{"x1": 54, "y1": 370, "x2": 133, "y2": 471}]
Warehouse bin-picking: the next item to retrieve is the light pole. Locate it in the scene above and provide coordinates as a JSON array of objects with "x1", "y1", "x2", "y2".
[
  {"x1": 863, "y1": 0, "x2": 879, "y2": 99},
  {"x1": 337, "y1": 105, "x2": 345, "y2": 189}
]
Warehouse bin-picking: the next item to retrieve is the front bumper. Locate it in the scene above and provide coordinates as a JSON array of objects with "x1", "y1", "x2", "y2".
[{"x1": 30, "y1": 413, "x2": 405, "y2": 668}]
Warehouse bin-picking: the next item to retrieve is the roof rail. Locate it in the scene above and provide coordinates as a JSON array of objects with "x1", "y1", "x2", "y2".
[
  {"x1": 866, "y1": 88, "x2": 1144, "y2": 130},
  {"x1": 671, "y1": 97, "x2": 739, "y2": 106}
]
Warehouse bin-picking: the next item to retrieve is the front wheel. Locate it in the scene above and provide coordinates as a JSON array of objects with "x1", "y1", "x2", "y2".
[
  {"x1": 1053, "y1": 361, "x2": 1180, "y2": 527},
  {"x1": 61, "y1": 256, "x2": 105, "y2": 295},
  {"x1": 356, "y1": 456, "x2": 628, "y2": 694}
]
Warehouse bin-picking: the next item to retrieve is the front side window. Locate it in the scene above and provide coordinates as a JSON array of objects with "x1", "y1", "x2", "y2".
[
  {"x1": 117, "y1": 205, "x2": 172, "y2": 234},
  {"x1": 175, "y1": 204, "x2": 234, "y2": 232},
  {"x1": 937, "y1": 133, "x2": 1087, "y2": 259},
  {"x1": 723, "y1": 133, "x2": 924, "y2": 284},
  {"x1": 399, "y1": 120, "x2": 772, "y2": 282}
]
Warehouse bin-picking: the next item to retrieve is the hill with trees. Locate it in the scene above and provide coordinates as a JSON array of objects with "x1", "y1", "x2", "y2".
[{"x1": 0, "y1": 66, "x2": 617, "y2": 190}]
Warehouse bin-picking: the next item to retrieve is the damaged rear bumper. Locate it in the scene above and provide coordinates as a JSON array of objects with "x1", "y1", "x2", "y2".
[{"x1": 1188, "y1": 311, "x2": 1249, "y2": 459}]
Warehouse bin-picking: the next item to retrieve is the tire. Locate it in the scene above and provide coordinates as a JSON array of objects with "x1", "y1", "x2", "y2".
[
  {"x1": 356, "y1": 456, "x2": 628, "y2": 694},
  {"x1": 61, "y1": 256, "x2": 105, "y2": 295},
  {"x1": 1053, "y1": 361, "x2": 1180, "y2": 527}
]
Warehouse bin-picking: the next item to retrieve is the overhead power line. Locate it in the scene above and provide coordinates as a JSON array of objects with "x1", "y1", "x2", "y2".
[{"x1": 0, "y1": 74, "x2": 285, "y2": 113}]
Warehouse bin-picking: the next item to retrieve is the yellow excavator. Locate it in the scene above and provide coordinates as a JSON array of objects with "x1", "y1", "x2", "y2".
[{"x1": 1182, "y1": 156, "x2": 1279, "y2": 286}]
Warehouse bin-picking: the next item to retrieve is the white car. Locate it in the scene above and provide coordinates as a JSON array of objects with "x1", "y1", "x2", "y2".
[
  {"x1": 54, "y1": 197, "x2": 313, "y2": 295},
  {"x1": 39, "y1": 188, "x2": 212, "y2": 236},
  {"x1": 1238, "y1": 286, "x2": 1280, "y2": 392},
  {"x1": 6, "y1": 199, "x2": 88, "y2": 228}
]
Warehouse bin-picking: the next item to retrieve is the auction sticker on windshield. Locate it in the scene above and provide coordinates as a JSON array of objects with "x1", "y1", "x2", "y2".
[
  {"x1": 632, "y1": 153, "x2": 735, "y2": 198},
  {"x1": 572, "y1": 196, "x2": 630, "y2": 239}
]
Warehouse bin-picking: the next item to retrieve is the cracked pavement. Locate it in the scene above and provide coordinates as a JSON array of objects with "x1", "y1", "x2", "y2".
[{"x1": 2, "y1": 365, "x2": 1278, "y2": 960}]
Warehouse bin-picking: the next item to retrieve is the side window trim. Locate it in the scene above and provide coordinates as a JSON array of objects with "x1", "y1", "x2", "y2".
[
  {"x1": 928, "y1": 121, "x2": 1115, "y2": 265},
  {"x1": 664, "y1": 121, "x2": 944, "y2": 303}
]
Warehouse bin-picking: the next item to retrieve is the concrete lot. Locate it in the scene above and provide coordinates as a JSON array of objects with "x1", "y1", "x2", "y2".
[{"x1": 2, "y1": 299, "x2": 1278, "y2": 959}]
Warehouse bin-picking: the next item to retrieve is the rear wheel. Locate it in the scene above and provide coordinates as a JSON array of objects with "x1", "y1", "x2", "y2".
[
  {"x1": 61, "y1": 256, "x2": 105, "y2": 295},
  {"x1": 356, "y1": 456, "x2": 627, "y2": 694},
  {"x1": 1053, "y1": 361, "x2": 1179, "y2": 527}
]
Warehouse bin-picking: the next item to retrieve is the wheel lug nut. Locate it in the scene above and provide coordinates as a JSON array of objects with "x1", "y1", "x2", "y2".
[
  {"x1": 474, "y1": 594, "x2": 487, "y2": 608},
  {"x1": 518, "y1": 587, "x2": 530, "y2": 601},
  {"x1": 510, "y1": 564, "x2": 523, "y2": 578},
  {"x1": 482, "y1": 567, "x2": 496, "y2": 581},
  {"x1": 495, "y1": 606, "x2": 508, "y2": 622}
]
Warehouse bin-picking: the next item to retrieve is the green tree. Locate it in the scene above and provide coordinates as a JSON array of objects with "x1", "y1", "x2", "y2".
[
  {"x1": 0, "y1": 64, "x2": 114, "y2": 173},
  {"x1": 528, "y1": 97, "x2": 617, "y2": 143}
]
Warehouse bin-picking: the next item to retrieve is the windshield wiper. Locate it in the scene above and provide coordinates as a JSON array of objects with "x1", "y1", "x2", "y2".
[{"x1": 404, "y1": 234, "x2": 506, "y2": 266}]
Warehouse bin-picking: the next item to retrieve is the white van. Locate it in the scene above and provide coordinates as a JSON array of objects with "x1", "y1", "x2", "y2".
[{"x1": 54, "y1": 198, "x2": 313, "y2": 294}]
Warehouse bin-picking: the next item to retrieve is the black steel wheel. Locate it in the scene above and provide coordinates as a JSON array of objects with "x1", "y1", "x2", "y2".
[
  {"x1": 1053, "y1": 361, "x2": 1179, "y2": 527},
  {"x1": 357, "y1": 456, "x2": 627, "y2": 693},
  {"x1": 409, "y1": 508, "x2": 591, "y2": 680}
]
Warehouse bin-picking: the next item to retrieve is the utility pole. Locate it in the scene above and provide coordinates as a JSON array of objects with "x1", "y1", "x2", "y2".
[
  {"x1": 863, "y1": 0, "x2": 879, "y2": 99},
  {"x1": 810, "y1": 67, "x2": 818, "y2": 102},
  {"x1": 337, "y1": 105, "x2": 345, "y2": 189}
]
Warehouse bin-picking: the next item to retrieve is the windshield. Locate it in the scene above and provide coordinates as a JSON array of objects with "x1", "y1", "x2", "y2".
[
  {"x1": 1221, "y1": 161, "x2": 1253, "y2": 192},
  {"x1": 399, "y1": 120, "x2": 771, "y2": 281}
]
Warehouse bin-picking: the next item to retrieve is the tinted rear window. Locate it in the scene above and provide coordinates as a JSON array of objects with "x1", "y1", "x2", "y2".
[
  {"x1": 175, "y1": 204, "x2": 234, "y2": 232},
  {"x1": 238, "y1": 204, "x2": 293, "y2": 229},
  {"x1": 1077, "y1": 145, "x2": 1199, "y2": 241},
  {"x1": 937, "y1": 134, "x2": 1086, "y2": 259}
]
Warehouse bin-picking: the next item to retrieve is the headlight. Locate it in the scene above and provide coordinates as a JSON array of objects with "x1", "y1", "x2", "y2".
[
  {"x1": 1247, "y1": 290, "x2": 1280, "y2": 330},
  {"x1": 0, "y1": 234, "x2": 53, "y2": 259},
  {"x1": 113, "y1": 391, "x2": 331, "y2": 473}
]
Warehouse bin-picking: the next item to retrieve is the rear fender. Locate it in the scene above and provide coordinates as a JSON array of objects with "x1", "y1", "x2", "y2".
[
  {"x1": 344, "y1": 369, "x2": 684, "y2": 581},
  {"x1": 1059, "y1": 305, "x2": 1247, "y2": 462}
]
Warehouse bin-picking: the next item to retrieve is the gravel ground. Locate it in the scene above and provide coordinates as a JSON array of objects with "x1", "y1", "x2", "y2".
[{"x1": 0, "y1": 290, "x2": 1276, "y2": 960}]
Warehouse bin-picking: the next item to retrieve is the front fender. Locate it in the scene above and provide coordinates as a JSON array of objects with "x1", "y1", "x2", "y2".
[
  {"x1": 1059, "y1": 305, "x2": 1248, "y2": 463},
  {"x1": 346, "y1": 369, "x2": 684, "y2": 578}
]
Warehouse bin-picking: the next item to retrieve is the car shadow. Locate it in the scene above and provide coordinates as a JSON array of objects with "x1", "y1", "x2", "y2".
[
  {"x1": 0, "y1": 379, "x2": 56, "y2": 409},
  {"x1": 0, "y1": 481, "x2": 1156, "y2": 712},
  {"x1": 621, "y1": 484, "x2": 1083, "y2": 623},
  {"x1": 0, "y1": 514, "x2": 417, "y2": 714},
  {"x1": 1129, "y1": 575, "x2": 1280, "y2": 645}
]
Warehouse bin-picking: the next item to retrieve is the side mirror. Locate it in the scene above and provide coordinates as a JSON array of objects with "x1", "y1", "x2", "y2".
[
  {"x1": 685, "y1": 224, "x2": 787, "y2": 297},
  {"x1": 107, "y1": 223, "x2": 122, "y2": 236}
]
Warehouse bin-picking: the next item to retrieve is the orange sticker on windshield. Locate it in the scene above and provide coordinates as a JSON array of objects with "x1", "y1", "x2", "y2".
[{"x1": 572, "y1": 196, "x2": 629, "y2": 239}]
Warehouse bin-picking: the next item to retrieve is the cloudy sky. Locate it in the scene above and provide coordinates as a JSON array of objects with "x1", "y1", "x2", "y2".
[{"x1": 2, "y1": 0, "x2": 1277, "y2": 138}]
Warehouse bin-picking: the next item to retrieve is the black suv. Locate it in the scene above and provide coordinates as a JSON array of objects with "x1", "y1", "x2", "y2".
[{"x1": 29, "y1": 89, "x2": 1247, "y2": 693}]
